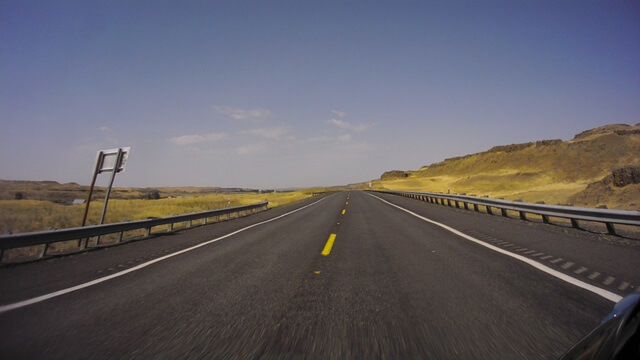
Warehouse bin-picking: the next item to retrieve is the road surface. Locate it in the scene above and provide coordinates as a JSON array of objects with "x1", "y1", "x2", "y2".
[{"x1": 1, "y1": 191, "x2": 638, "y2": 359}]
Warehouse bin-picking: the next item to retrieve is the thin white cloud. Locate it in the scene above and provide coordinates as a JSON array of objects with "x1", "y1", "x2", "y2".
[
  {"x1": 302, "y1": 135, "x2": 333, "y2": 143},
  {"x1": 336, "y1": 134, "x2": 352, "y2": 142},
  {"x1": 99, "y1": 126, "x2": 111, "y2": 132},
  {"x1": 213, "y1": 105, "x2": 272, "y2": 121},
  {"x1": 246, "y1": 126, "x2": 288, "y2": 139},
  {"x1": 236, "y1": 142, "x2": 267, "y2": 155},
  {"x1": 326, "y1": 118, "x2": 369, "y2": 132},
  {"x1": 332, "y1": 110, "x2": 347, "y2": 118},
  {"x1": 169, "y1": 132, "x2": 227, "y2": 146}
]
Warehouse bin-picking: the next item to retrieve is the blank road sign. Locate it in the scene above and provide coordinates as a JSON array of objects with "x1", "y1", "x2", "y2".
[{"x1": 97, "y1": 147, "x2": 130, "y2": 173}]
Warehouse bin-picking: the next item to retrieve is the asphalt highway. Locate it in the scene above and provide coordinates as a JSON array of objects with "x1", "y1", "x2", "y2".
[{"x1": 1, "y1": 191, "x2": 638, "y2": 359}]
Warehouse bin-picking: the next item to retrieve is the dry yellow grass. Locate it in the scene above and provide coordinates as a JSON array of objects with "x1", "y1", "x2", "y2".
[
  {"x1": 0, "y1": 190, "x2": 317, "y2": 235},
  {"x1": 380, "y1": 174, "x2": 592, "y2": 205},
  {"x1": 371, "y1": 124, "x2": 640, "y2": 209}
]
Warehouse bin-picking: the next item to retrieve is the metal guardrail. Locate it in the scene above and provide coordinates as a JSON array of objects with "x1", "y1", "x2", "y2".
[
  {"x1": 0, "y1": 201, "x2": 268, "y2": 263},
  {"x1": 371, "y1": 190, "x2": 640, "y2": 236}
]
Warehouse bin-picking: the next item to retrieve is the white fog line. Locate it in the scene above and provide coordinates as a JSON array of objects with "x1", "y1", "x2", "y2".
[
  {"x1": 367, "y1": 193, "x2": 623, "y2": 303},
  {"x1": 0, "y1": 196, "x2": 331, "y2": 314}
]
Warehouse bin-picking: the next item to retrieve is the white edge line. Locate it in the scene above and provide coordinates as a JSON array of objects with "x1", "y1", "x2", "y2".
[
  {"x1": 0, "y1": 196, "x2": 331, "y2": 314},
  {"x1": 367, "y1": 193, "x2": 623, "y2": 303}
]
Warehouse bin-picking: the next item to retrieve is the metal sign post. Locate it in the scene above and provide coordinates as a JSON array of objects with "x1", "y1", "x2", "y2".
[{"x1": 81, "y1": 147, "x2": 130, "y2": 227}]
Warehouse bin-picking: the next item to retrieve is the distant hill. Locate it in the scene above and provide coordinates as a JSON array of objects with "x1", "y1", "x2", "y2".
[
  {"x1": 372, "y1": 123, "x2": 640, "y2": 210},
  {"x1": 0, "y1": 180, "x2": 263, "y2": 204}
]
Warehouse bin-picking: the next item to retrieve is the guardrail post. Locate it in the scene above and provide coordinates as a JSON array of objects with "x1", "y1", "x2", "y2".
[
  {"x1": 39, "y1": 243, "x2": 49, "y2": 258},
  {"x1": 571, "y1": 219, "x2": 580, "y2": 229},
  {"x1": 542, "y1": 215, "x2": 551, "y2": 224},
  {"x1": 501, "y1": 208, "x2": 508, "y2": 217},
  {"x1": 0, "y1": 201, "x2": 270, "y2": 265},
  {"x1": 473, "y1": 204, "x2": 479, "y2": 212},
  {"x1": 463, "y1": 202, "x2": 469, "y2": 210},
  {"x1": 605, "y1": 223, "x2": 616, "y2": 236},
  {"x1": 519, "y1": 211, "x2": 527, "y2": 221},
  {"x1": 486, "y1": 206, "x2": 493, "y2": 215}
]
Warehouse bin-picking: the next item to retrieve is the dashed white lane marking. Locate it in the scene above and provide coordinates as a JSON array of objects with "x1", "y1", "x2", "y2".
[
  {"x1": 368, "y1": 193, "x2": 623, "y2": 303},
  {"x1": 618, "y1": 282, "x2": 630, "y2": 291},
  {"x1": 588, "y1": 272, "x2": 601, "y2": 280},
  {"x1": 0, "y1": 196, "x2": 331, "y2": 314},
  {"x1": 574, "y1": 266, "x2": 588, "y2": 275},
  {"x1": 431, "y1": 214, "x2": 636, "y2": 295},
  {"x1": 561, "y1": 262, "x2": 574, "y2": 269}
]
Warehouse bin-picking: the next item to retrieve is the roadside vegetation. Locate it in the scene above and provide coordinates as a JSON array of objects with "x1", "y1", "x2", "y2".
[
  {"x1": 0, "y1": 188, "x2": 325, "y2": 234},
  {"x1": 367, "y1": 124, "x2": 640, "y2": 210}
]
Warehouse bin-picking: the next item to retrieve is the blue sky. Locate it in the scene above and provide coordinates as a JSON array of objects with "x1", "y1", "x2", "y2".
[{"x1": 1, "y1": 1, "x2": 639, "y2": 188}]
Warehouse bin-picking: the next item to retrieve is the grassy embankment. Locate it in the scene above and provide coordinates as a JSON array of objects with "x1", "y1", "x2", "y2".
[
  {"x1": 0, "y1": 188, "x2": 324, "y2": 235},
  {"x1": 370, "y1": 124, "x2": 640, "y2": 211},
  {"x1": 0, "y1": 182, "x2": 326, "y2": 262}
]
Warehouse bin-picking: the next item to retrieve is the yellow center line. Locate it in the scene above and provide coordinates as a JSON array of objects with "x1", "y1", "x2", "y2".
[
  {"x1": 321, "y1": 234, "x2": 337, "y2": 256},
  {"x1": 346, "y1": 201, "x2": 349, "y2": 205},
  {"x1": 342, "y1": 209, "x2": 346, "y2": 215}
]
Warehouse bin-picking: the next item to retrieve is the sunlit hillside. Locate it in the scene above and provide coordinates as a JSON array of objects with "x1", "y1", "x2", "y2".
[{"x1": 372, "y1": 124, "x2": 640, "y2": 210}]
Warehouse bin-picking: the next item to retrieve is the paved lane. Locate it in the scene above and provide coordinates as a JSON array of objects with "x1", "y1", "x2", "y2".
[{"x1": 1, "y1": 191, "x2": 636, "y2": 359}]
